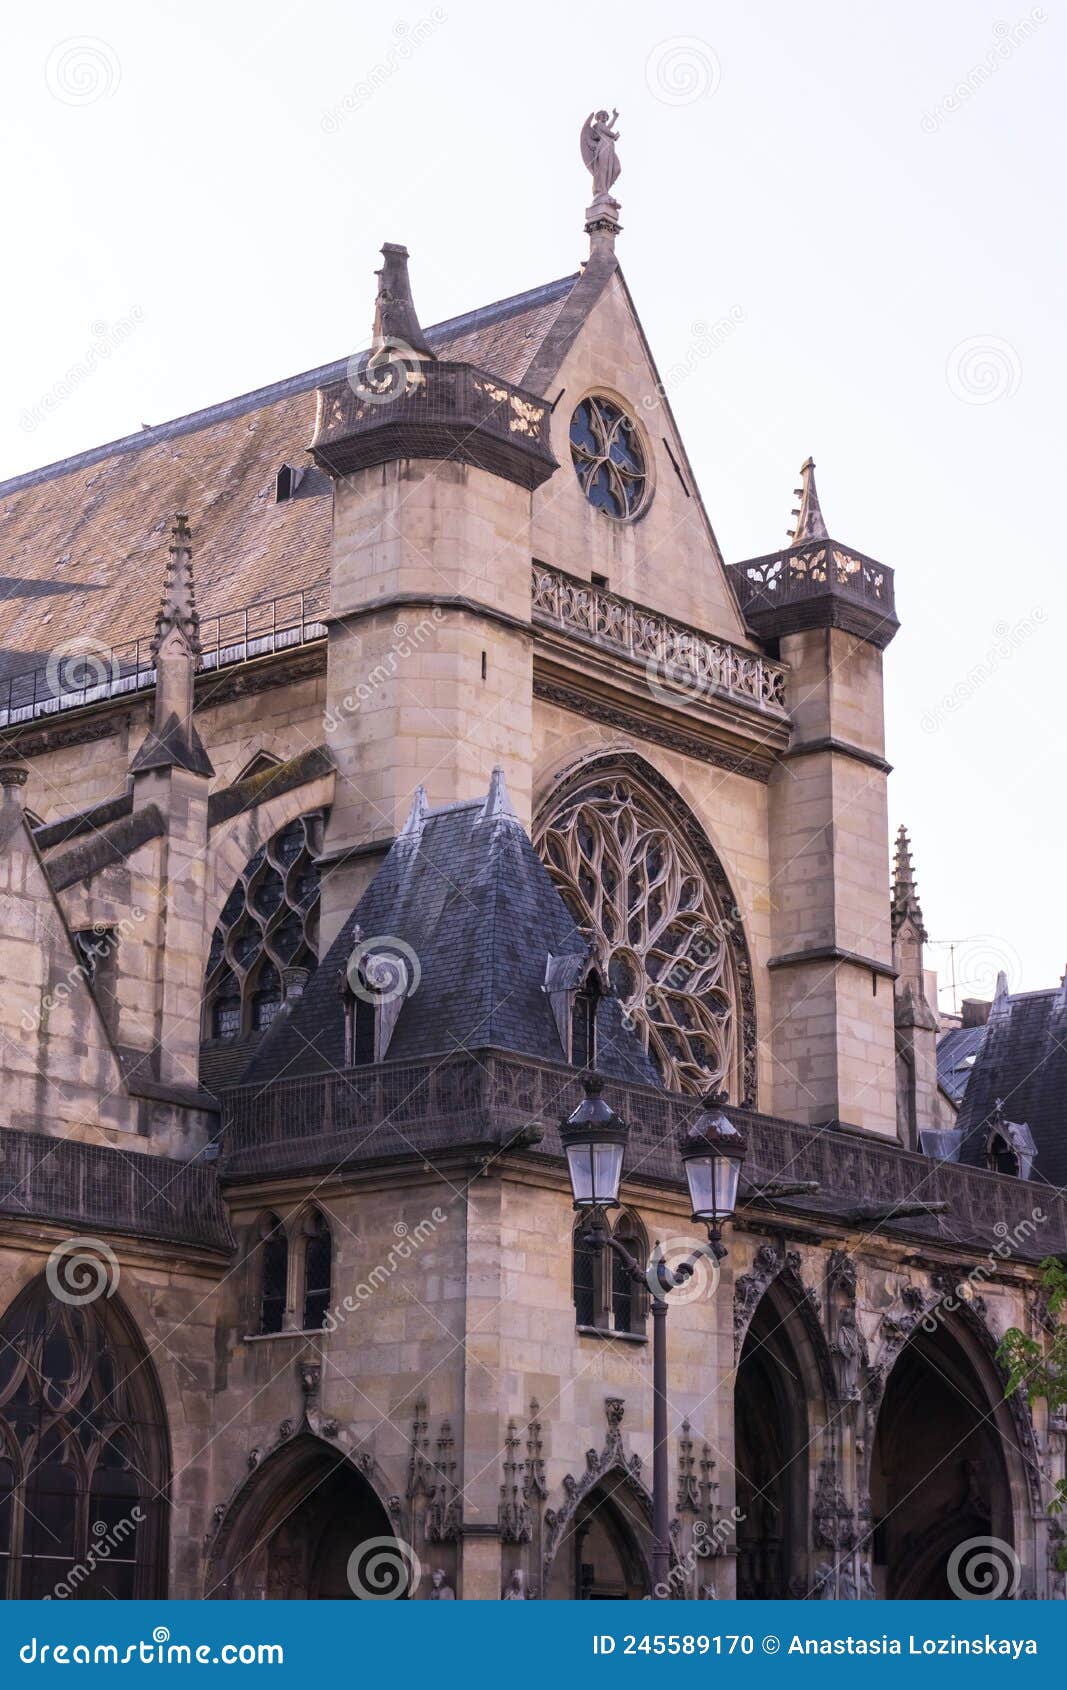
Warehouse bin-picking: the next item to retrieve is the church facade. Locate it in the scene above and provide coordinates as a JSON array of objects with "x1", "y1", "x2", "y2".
[{"x1": 0, "y1": 136, "x2": 1063, "y2": 1603}]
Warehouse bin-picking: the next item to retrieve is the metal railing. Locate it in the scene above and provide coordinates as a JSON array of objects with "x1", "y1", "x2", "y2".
[
  {"x1": 0, "y1": 583, "x2": 330, "y2": 729},
  {"x1": 727, "y1": 539, "x2": 896, "y2": 620},
  {"x1": 219, "y1": 1048, "x2": 1066, "y2": 1262},
  {"x1": 531, "y1": 563, "x2": 789, "y2": 716}
]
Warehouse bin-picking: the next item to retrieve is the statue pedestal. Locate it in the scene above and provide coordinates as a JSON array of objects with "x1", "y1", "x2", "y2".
[{"x1": 584, "y1": 196, "x2": 622, "y2": 254}]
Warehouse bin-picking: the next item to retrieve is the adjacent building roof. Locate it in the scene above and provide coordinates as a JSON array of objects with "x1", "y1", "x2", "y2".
[
  {"x1": 0, "y1": 275, "x2": 579, "y2": 689},
  {"x1": 936, "y1": 1023, "x2": 987, "y2": 1107},
  {"x1": 955, "y1": 981, "x2": 1067, "y2": 1184},
  {"x1": 241, "y1": 774, "x2": 660, "y2": 1089}
]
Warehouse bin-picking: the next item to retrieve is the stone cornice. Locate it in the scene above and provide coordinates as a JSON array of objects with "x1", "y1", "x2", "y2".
[
  {"x1": 767, "y1": 945, "x2": 898, "y2": 981},
  {"x1": 781, "y1": 736, "x2": 892, "y2": 776},
  {"x1": 533, "y1": 669, "x2": 778, "y2": 783}
]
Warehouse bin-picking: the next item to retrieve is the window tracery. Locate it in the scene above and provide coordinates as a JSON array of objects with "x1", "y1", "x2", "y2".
[
  {"x1": 535, "y1": 765, "x2": 754, "y2": 1099},
  {"x1": 570, "y1": 396, "x2": 648, "y2": 520},
  {"x1": 202, "y1": 812, "x2": 323, "y2": 1046},
  {"x1": 0, "y1": 1279, "x2": 168, "y2": 1598}
]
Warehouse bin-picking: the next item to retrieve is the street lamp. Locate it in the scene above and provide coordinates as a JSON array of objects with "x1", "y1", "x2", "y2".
[
  {"x1": 559, "y1": 1076, "x2": 746, "y2": 1598},
  {"x1": 679, "y1": 1091, "x2": 748, "y2": 1257},
  {"x1": 559, "y1": 1075, "x2": 627, "y2": 1210}
]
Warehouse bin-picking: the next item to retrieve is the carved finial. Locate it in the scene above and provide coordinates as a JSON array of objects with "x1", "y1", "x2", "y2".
[
  {"x1": 479, "y1": 766, "x2": 518, "y2": 823},
  {"x1": 152, "y1": 514, "x2": 201, "y2": 660},
  {"x1": 581, "y1": 108, "x2": 622, "y2": 251},
  {"x1": 398, "y1": 785, "x2": 429, "y2": 841},
  {"x1": 787, "y1": 457, "x2": 829, "y2": 544},
  {"x1": 891, "y1": 824, "x2": 927, "y2": 940},
  {"x1": 373, "y1": 244, "x2": 436, "y2": 361}
]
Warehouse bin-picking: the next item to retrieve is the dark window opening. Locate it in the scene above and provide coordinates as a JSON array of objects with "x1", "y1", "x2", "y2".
[
  {"x1": 348, "y1": 994, "x2": 377, "y2": 1066},
  {"x1": 275, "y1": 464, "x2": 301, "y2": 503},
  {"x1": 986, "y1": 1134, "x2": 1020, "y2": 1177},
  {"x1": 573, "y1": 1227, "x2": 597, "y2": 1327},
  {"x1": 591, "y1": 572, "x2": 609, "y2": 589},
  {"x1": 260, "y1": 1219, "x2": 288, "y2": 1335},
  {"x1": 302, "y1": 1214, "x2": 332, "y2": 1330},
  {"x1": 571, "y1": 976, "x2": 601, "y2": 1070}
]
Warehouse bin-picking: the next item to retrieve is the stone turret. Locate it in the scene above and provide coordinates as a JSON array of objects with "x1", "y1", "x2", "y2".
[
  {"x1": 130, "y1": 515, "x2": 213, "y2": 782},
  {"x1": 730, "y1": 461, "x2": 899, "y2": 1134},
  {"x1": 310, "y1": 245, "x2": 557, "y2": 950},
  {"x1": 130, "y1": 517, "x2": 213, "y2": 1087},
  {"x1": 891, "y1": 826, "x2": 942, "y2": 1147}
]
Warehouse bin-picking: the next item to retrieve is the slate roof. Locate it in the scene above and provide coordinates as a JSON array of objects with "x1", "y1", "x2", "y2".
[
  {"x1": 936, "y1": 1023, "x2": 987, "y2": 1107},
  {"x1": 955, "y1": 984, "x2": 1067, "y2": 1185},
  {"x1": 241, "y1": 777, "x2": 660, "y2": 1090},
  {"x1": 0, "y1": 275, "x2": 578, "y2": 687}
]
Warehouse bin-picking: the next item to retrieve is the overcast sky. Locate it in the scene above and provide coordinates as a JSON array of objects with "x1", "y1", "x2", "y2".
[{"x1": 2, "y1": 1, "x2": 1062, "y2": 1006}]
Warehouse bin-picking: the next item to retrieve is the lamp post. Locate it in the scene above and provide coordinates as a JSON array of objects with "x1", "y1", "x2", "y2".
[{"x1": 559, "y1": 1079, "x2": 746, "y2": 1597}]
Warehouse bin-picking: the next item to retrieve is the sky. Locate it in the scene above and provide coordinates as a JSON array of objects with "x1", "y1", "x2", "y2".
[{"x1": 1, "y1": 0, "x2": 1063, "y2": 1006}]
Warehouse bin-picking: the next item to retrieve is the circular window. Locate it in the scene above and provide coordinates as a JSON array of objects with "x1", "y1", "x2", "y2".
[{"x1": 570, "y1": 396, "x2": 648, "y2": 519}]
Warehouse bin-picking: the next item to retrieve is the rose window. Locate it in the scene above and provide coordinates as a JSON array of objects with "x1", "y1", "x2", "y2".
[
  {"x1": 569, "y1": 396, "x2": 648, "y2": 519},
  {"x1": 535, "y1": 771, "x2": 751, "y2": 1098}
]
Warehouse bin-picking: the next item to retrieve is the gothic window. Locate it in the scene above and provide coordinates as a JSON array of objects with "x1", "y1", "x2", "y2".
[
  {"x1": 570, "y1": 396, "x2": 648, "y2": 520},
  {"x1": 301, "y1": 1211, "x2": 332, "y2": 1331},
  {"x1": 611, "y1": 1212, "x2": 648, "y2": 1336},
  {"x1": 260, "y1": 1214, "x2": 289, "y2": 1335},
  {"x1": 0, "y1": 1277, "x2": 168, "y2": 1599},
  {"x1": 573, "y1": 1211, "x2": 647, "y2": 1335},
  {"x1": 535, "y1": 764, "x2": 755, "y2": 1099},
  {"x1": 202, "y1": 812, "x2": 323, "y2": 1047}
]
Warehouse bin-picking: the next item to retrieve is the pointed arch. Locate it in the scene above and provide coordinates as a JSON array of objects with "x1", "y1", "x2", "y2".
[
  {"x1": 0, "y1": 1274, "x2": 169, "y2": 1599},
  {"x1": 869, "y1": 1304, "x2": 1027, "y2": 1598},
  {"x1": 543, "y1": 1460, "x2": 655, "y2": 1599},
  {"x1": 733, "y1": 1273, "x2": 832, "y2": 1598},
  {"x1": 534, "y1": 751, "x2": 756, "y2": 1100},
  {"x1": 206, "y1": 1433, "x2": 399, "y2": 1599}
]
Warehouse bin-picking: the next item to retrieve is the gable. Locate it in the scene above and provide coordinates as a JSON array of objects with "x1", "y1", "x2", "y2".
[{"x1": 529, "y1": 267, "x2": 749, "y2": 645}]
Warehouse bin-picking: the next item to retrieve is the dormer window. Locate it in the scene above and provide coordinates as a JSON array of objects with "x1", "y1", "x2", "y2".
[
  {"x1": 571, "y1": 973, "x2": 602, "y2": 1070},
  {"x1": 275, "y1": 464, "x2": 304, "y2": 503},
  {"x1": 986, "y1": 1132, "x2": 1020, "y2": 1178},
  {"x1": 982, "y1": 1104, "x2": 1037, "y2": 1181},
  {"x1": 342, "y1": 930, "x2": 419, "y2": 1067},
  {"x1": 544, "y1": 946, "x2": 606, "y2": 1068}
]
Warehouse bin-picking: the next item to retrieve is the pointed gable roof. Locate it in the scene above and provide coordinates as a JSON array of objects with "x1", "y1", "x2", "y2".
[
  {"x1": 955, "y1": 976, "x2": 1067, "y2": 1183},
  {"x1": 0, "y1": 274, "x2": 580, "y2": 690},
  {"x1": 241, "y1": 774, "x2": 660, "y2": 1088}
]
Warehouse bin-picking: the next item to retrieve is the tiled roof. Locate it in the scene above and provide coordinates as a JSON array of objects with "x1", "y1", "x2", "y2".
[
  {"x1": 241, "y1": 780, "x2": 660, "y2": 1090},
  {"x1": 936, "y1": 1023, "x2": 987, "y2": 1107},
  {"x1": 0, "y1": 276, "x2": 578, "y2": 687},
  {"x1": 955, "y1": 985, "x2": 1067, "y2": 1185}
]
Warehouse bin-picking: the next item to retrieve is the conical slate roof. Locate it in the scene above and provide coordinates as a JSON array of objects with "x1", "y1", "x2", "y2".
[{"x1": 242, "y1": 775, "x2": 660, "y2": 1088}]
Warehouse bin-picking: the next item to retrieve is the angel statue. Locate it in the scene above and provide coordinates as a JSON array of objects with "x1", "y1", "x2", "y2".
[{"x1": 581, "y1": 109, "x2": 621, "y2": 206}]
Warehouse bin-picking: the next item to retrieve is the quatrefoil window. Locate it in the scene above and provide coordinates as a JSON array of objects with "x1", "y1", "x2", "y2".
[{"x1": 570, "y1": 396, "x2": 648, "y2": 520}]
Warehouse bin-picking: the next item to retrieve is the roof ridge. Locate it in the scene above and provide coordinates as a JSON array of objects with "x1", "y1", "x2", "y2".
[{"x1": 0, "y1": 274, "x2": 579, "y2": 500}]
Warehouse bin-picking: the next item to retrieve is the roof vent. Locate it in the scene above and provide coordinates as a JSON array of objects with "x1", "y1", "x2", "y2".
[{"x1": 276, "y1": 464, "x2": 304, "y2": 503}]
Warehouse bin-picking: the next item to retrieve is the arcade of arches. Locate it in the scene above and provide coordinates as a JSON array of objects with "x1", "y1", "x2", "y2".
[{"x1": 0, "y1": 1255, "x2": 1041, "y2": 1601}]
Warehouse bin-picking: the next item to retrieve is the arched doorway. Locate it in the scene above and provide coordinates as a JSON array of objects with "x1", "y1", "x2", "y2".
[
  {"x1": 871, "y1": 1321, "x2": 1015, "y2": 1598},
  {"x1": 545, "y1": 1471, "x2": 652, "y2": 1599},
  {"x1": 734, "y1": 1283, "x2": 825, "y2": 1598},
  {"x1": 0, "y1": 1274, "x2": 170, "y2": 1599},
  {"x1": 208, "y1": 1435, "x2": 399, "y2": 1599}
]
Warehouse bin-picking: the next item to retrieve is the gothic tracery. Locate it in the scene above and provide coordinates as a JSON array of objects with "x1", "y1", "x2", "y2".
[{"x1": 534, "y1": 764, "x2": 754, "y2": 1098}]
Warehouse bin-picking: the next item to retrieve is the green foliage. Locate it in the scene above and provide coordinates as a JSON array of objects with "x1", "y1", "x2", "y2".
[{"x1": 997, "y1": 1257, "x2": 1067, "y2": 1519}]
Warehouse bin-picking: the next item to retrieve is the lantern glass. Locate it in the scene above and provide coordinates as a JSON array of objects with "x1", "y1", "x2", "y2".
[
  {"x1": 683, "y1": 1147, "x2": 742, "y2": 1226},
  {"x1": 566, "y1": 1139, "x2": 624, "y2": 1209}
]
